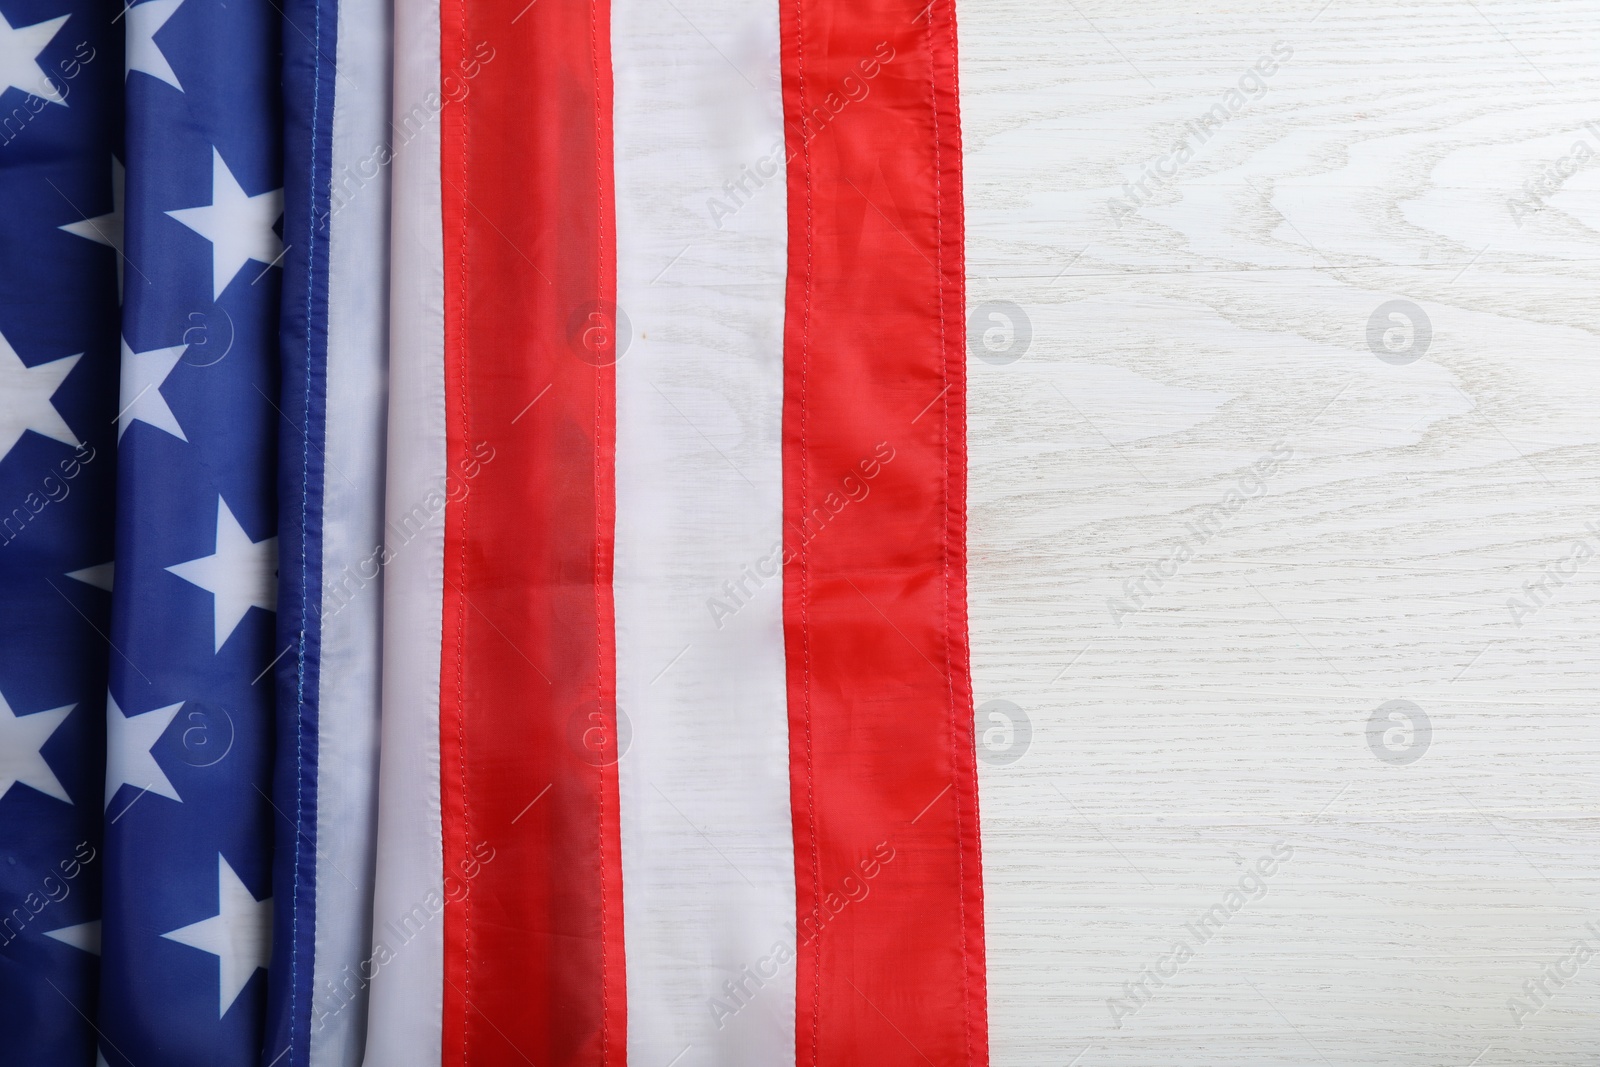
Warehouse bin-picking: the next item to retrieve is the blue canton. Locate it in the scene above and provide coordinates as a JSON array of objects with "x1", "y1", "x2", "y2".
[
  {"x1": 98, "y1": 0, "x2": 282, "y2": 1063},
  {"x1": 0, "y1": 0, "x2": 119, "y2": 1062}
]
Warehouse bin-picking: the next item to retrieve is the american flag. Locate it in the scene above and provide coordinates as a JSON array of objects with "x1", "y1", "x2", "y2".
[{"x1": 1, "y1": 0, "x2": 985, "y2": 1064}]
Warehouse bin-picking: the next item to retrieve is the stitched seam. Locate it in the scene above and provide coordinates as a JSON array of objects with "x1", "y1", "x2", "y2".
[
  {"x1": 925, "y1": 2, "x2": 973, "y2": 1063},
  {"x1": 455, "y1": 1, "x2": 473, "y2": 1062},
  {"x1": 589, "y1": 2, "x2": 612, "y2": 1060},
  {"x1": 794, "y1": 3, "x2": 819, "y2": 1063},
  {"x1": 290, "y1": 0, "x2": 325, "y2": 1059}
]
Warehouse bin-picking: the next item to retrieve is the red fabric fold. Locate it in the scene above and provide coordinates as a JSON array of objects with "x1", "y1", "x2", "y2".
[{"x1": 779, "y1": 0, "x2": 988, "y2": 1063}]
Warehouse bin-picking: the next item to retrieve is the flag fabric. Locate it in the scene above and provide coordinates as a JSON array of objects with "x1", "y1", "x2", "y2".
[
  {"x1": 362, "y1": 1, "x2": 983, "y2": 1064},
  {"x1": 2, "y1": 0, "x2": 986, "y2": 1064},
  {"x1": 98, "y1": 0, "x2": 282, "y2": 1064},
  {"x1": 264, "y1": 0, "x2": 390, "y2": 1061},
  {"x1": 0, "y1": 0, "x2": 118, "y2": 1062}
]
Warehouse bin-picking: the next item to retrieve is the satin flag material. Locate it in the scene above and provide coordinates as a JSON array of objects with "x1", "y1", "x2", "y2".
[
  {"x1": 99, "y1": 1, "x2": 282, "y2": 1063},
  {"x1": 0, "y1": 2, "x2": 119, "y2": 1062},
  {"x1": 264, "y1": 0, "x2": 391, "y2": 1062},
  {"x1": 362, "y1": 0, "x2": 986, "y2": 1064},
  {"x1": 0, "y1": 0, "x2": 985, "y2": 1063}
]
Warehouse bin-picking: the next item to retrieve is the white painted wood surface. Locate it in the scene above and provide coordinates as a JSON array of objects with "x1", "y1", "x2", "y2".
[{"x1": 960, "y1": 2, "x2": 1600, "y2": 1064}]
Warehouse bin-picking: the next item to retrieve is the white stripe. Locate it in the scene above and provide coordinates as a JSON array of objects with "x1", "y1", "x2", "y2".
[
  {"x1": 361, "y1": 0, "x2": 445, "y2": 1060},
  {"x1": 308, "y1": 0, "x2": 390, "y2": 1060},
  {"x1": 611, "y1": 2, "x2": 794, "y2": 1064}
]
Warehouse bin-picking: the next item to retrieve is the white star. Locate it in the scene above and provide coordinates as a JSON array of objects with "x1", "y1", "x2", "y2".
[
  {"x1": 0, "y1": 690, "x2": 70, "y2": 804},
  {"x1": 43, "y1": 919, "x2": 100, "y2": 954},
  {"x1": 60, "y1": 158, "x2": 126, "y2": 299},
  {"x1": 166, "y1": 497, "x2": 277, "y2": 652},
  {"x1": 162, "y1": 854, "x2": 271, "y2": 1017},
  {"x1": 166, "y1": 149, "x2": 283, "y2": 300},
  {"x1": 0, "y1": 11, "x2": 67, "y2": 105},
  {"x1": 66, "y1": 561, "x2": 113, "y2": 590},
  {"x1": 125, "y1": 0, "x2": 182, "y2": 90},
  {"x1": 104, "y1": 693, "x2": 182, "y2": 808},
  {"x1": 0, "y1": 328, "x2": 79, "y2": 461},
  {"x1": 117, "y1": 337, "x2": 186, "y2": 442}
]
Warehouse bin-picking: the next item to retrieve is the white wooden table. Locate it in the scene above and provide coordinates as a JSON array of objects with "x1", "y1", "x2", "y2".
[{"x1": 962, "y1": 2, "x2": 1600, "y2": 1063}]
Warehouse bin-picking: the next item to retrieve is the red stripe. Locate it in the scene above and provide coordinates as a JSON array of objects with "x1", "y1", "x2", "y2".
[
  {"x1": 780, "y1": 0, "x2": 987, "y2": 1064},
  {"x1": 438, "y1": 1, "x2": 626, "y2": 1064}
]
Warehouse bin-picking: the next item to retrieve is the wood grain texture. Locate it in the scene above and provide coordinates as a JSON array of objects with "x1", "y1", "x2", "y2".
[{"x1": 959, "y1": 2, "x2": 1600, "y2": 1064}]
